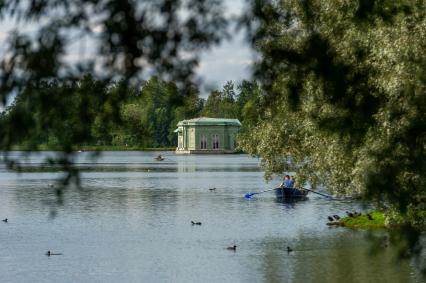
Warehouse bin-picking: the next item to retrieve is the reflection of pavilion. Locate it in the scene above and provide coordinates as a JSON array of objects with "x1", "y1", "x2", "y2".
[{"x1": 175, "y1": 117, "x2": 241, "y2": 154}]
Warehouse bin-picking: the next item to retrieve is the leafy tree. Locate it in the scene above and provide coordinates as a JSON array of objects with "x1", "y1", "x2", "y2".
[
  {"x1": 236, "y1": 80, "x2": 264, "y2": 128},
  {"x1": 115, "y1": 77, "x2": 203, "y2": 147},
  {"x1": 200, "y1": 80, "x2": 263, "y2": 134},
  {"x1": 88, "y1": 79, "x2": 131, "y2": 146},
  {"x1": 239, "y1": 0, "x2": 426, "y2": 259},
  {"x1": 117, "y1": 103, "x2": 150, "y2": 146},
  {"x1": 136, "y1": 78, "x2": 178, "y2": 147},
  {"x1": 202, "y1": 81, "x2": 239, "y2": 118},
  {"x1": 222, "y1": 81, "x2": 236, "y2": 103},
  {"x1": 202, "y1": 90, "x2": 222, "y2": 117},
  {"x1": 0, "y1": 75, "x2": 110, "y2": 150},
  {"x1": 167, "y1": 85, "x2": 204, "y2": 143}
]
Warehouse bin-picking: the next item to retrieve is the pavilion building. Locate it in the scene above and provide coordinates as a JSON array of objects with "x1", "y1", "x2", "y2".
[{"x1": 174, "y1": 117, "x2": 241, "y2": 154}]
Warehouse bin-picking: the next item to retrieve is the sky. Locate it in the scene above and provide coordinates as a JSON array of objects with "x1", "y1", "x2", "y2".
[
  {"x1": 201, "y1": 0, "x2": 255, "y2": 89},
  {"x1": 0, "y1": 0, "x2": 254, "y2": 110},
  {"x1": 197, "y1": 30, "x2": 254, "y2": 93},
  {"x1": 195, "y1": 0, "x2": 254, "y2": 92}
]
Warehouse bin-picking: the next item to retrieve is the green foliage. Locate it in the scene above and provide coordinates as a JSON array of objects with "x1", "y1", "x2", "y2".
[
  {"x1": 202, "y1": 81, "x2": 238, "y2": 118},
  {"x1": 0, "y1": 77, "x2": 263, "y2": 151},
  {"x1": 202, "y1": 80, "x2": 264, "y2": 130},
  {"x1": 340, "y1": 211, "x2": 386, "y2": 229},
  {"x1": 0, "y1": 75, "x2": 109, "y2": 152},
  {"x1": 236, "y1": 80, "x2": 264, "y2": 130},
  {"x1": 119, "y1": 77, "x2": 204, "y2": 147},
  {"x1": 0, "y1": 76, "x2": 207, "y2": 149},
  {"x1": 239, "y1": 0, "x2": 426, "y2": 232}
]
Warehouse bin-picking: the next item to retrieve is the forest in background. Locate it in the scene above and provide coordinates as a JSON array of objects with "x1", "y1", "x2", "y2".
[{"x1": 0, "y1": 76, "x2": 263, "y2": 149}]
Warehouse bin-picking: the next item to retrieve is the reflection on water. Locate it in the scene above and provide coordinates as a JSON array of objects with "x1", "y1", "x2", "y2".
[
  {"x1": 0, "y1": 151, "x2": 422, "y2": 283},
  {"x1": 255, "y1": 233, "x2": 417, "y2": 283}
]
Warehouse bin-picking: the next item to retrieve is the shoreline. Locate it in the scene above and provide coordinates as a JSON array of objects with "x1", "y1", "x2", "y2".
[
  {"x1": 4, "y1": 146, "x2": 176, "y2": 152},
  {"x1": 3, "y1": 146, "x2": 247, "y2": 153}
]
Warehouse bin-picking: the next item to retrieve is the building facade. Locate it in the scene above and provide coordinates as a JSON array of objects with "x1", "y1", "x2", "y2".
[{"x1": 175, "y1": 117, "x2": 241, "y2": 154}]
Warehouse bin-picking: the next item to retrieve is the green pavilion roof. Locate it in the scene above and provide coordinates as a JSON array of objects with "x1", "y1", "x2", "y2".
[{"x1": 177, "y1": 117, "x2": 241, "y2": 127}]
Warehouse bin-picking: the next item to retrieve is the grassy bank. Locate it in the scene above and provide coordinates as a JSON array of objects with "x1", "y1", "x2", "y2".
[
  {"x1": 8, "y1": 145, "x2": 176, "y2": 151},
  {"x1": 333, "y1": 211, "x2": 386, "y2": 229}
]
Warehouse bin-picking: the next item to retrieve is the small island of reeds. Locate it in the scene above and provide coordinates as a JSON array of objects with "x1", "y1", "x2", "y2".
[{"x1": 328, "y1": 211, "x2": 386, "y2": 229}]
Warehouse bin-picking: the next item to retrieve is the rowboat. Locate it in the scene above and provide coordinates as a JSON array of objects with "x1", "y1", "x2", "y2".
[{"x1": 275, "y1": 187, "x2": 308, "y2": 199}]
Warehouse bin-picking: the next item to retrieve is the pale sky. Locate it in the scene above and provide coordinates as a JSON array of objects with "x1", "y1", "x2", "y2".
[
  {"x1": 198, "y1": 29, "x2": 254, "y2": 92},
  {"x1": 197, "y1": 0, "x2": 254, "y2": 91}
]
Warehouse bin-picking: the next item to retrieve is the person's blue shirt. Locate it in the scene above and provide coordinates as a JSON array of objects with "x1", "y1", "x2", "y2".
[{"x1": 282, "y1": 179, "x2": 294, "y2": 188}]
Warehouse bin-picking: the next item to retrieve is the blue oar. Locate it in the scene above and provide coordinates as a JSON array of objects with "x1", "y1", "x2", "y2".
[{"x1": 244, "y1": 188, "x2": 276, "y2": 199}]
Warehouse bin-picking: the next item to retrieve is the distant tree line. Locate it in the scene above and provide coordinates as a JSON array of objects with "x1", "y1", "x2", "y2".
[{"x1": 0, "y1": 76, "x2": 263, "y2": 149}]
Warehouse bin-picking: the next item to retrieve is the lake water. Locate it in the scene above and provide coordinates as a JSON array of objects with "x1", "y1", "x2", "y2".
[{"x1": 0, "y1": 151, "x2": 422, "y2": 283}]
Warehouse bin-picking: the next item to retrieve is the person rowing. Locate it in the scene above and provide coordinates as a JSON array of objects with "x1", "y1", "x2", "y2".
[{"x1": 280, "y1": 175, "x2": 294, "y2": 188}]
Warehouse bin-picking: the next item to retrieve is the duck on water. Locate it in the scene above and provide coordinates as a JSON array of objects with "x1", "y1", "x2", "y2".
[
  {"x1": 46, "y1": 251, "x2": 63, "y2": 256},
  {"x1": 227, "y1": 245, "x2": 237, "y2": 251},
  {"x1": 154, "y1": 155, "x2": 164, "y2": 161}
]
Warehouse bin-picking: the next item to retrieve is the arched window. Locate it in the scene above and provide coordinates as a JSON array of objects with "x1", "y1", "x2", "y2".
[
  {"x1": 212, "y1": 134, "x2": 219, "y2": 149},
  {"x1": 200, "y1": 134, "x2": 207, "y2": 149}
]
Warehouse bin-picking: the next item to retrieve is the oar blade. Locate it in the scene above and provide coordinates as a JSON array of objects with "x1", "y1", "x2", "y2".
[{"x1": 244, "y1": 193, "x2": 254, "y2": 199}]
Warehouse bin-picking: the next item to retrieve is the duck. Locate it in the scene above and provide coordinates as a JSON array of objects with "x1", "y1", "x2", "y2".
[
  {"x1": 154, "y1": 155, "x2": 164, "y2": 161},
  {"x1": 191, "y1": 221, "x2": 202, "y2": 225},
  {"x1": 2, "y1": 218, "x2": 7, "y2": 223},
  {"x1": 367, "y1": 213, "x2": 374, "y2": 220},
  {"x1": 227, "y1": 245, "x2": 237, "y2": 251},
  {"x1": 287, "y1": 246, "x2": 293, "y2": 253},
  {"x1": 333, "y1": 215, "x2": 340, "y2": 220},
  {"x1": 45, "y1": 250, "x2": 62, "y2": 256},
  {"x1": 346, "y1": 211, "x2": 354, "y2": 218},
  {"x1": 209, "y1": 187, "x2": 216, "y2": 191},
  {"x1": 327, "y1": 216, "x2": 334, "y2": 222}
]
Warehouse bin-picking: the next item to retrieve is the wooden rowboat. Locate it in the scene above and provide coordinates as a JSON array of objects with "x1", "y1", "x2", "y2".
[{"x1": 275, "y1": 187, "x2": 309, "y2": 199}]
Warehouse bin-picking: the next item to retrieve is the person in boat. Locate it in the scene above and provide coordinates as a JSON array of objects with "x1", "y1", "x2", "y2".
[
  {"x1": 289, "y1": 175, "x2": 296, "y2": 188},
  {"x1": 280, "y1": 175, "x2": 293, "y2": 188},
  {"x1": 279, "y1": 175, "x2": 288, "y2": 188}
]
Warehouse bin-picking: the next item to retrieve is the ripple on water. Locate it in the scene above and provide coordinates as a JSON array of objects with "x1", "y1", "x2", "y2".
[{"x1": 0, "y1": 152, "x2": 421, "y2": 283}]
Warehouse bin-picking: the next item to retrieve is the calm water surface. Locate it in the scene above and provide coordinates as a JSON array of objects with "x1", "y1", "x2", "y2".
[{"x1": 0, "y1": 151, "x2": 422, "y2": 283}]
